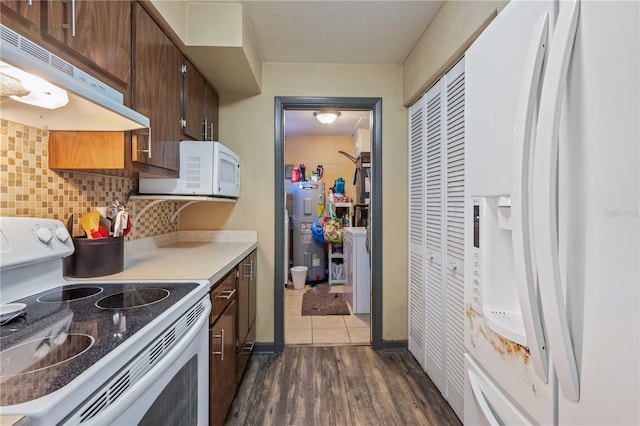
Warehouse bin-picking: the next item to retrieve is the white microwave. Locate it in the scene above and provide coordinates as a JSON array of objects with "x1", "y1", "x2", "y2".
[{"x1": 139, "y1": 141, "x2": 240, "y2": 197}]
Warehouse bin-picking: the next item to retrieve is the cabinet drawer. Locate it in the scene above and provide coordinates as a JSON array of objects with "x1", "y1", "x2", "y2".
[{"x1": 209, "y1": 269, "x2": 236, "y2": 325}]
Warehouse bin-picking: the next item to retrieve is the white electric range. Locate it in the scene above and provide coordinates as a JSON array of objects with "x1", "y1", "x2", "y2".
[{"x1": 0, "y1": 217, "x2": 211, "y2": 425}]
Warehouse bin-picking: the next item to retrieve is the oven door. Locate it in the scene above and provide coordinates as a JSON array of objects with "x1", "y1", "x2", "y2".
[
  {"x1": 65, "y1": 298, "x2": 211, "y2": 426},
  {"x1": 213, "y1": 144, "x2": 240, "y2": 197}
]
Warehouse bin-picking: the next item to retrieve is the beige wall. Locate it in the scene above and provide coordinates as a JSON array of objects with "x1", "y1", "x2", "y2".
[
  {"x1": 179, "y1": 63, "x2": 408, "y2": 343},
  {"x1": 285, "y1": 135, "x2": 357, "y2": 204},
  {"x1": 403, "y1": 0, "x2": 509, "y2": 106}
]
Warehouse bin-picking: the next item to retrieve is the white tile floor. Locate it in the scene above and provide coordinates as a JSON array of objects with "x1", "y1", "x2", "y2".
[{"x1": 284, "y1": 283, "x2": 371, "y2": 346}]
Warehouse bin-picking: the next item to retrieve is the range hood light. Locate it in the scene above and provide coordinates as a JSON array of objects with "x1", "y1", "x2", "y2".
[
  {"x1": 1, "y1": 65, "x2": 69, "y2": 109},
  {"x1": 0, "y1": 24, "x2": 149, "y2": 130}
]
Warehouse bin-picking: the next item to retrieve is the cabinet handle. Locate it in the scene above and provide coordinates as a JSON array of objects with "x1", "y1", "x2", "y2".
[
  {"x1": 202, "y1": 119, "x2": 214, "y2": 141},
  {"x1": 215, "y1": 288, "x2": 236, "y2": 300},
  {"x1": 251, "y1": 259, "x2": 257, "y2": 279},
  {"x1": 211, "y1": 329, "x2": 225, "y2": 360},
  {"x1": 61, "y1": 0, "x2": 76, "y2": 36},
  {"x1": 180, "y1": 118, "x2": 187, "y2": 129},
  {"x1": 71, "y1": 0, "x2": 76, "y2": 36},
  {"x1": 241, "y1": 341, "x2": 255, "y2": 353},
  {"x1": 242, "y1": 261, "x2": 251, "y2": 278},
  {"x1": 135, "y1": 127, "x2": 152, "y2": 159}
]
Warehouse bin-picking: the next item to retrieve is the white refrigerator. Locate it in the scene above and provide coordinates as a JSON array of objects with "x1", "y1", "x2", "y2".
[{"x1": 464, "y1": 0, "x2": 639, "y2": 425}]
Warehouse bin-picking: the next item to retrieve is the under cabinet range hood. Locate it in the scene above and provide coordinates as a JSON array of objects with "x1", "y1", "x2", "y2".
[{"x1": 0, "y1": 25, "x2": 149, "y2": 131}]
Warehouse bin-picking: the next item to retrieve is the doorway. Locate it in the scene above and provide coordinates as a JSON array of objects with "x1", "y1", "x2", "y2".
[{"x1": 274, "y1": 96, "x2": 382, "y2": 352}]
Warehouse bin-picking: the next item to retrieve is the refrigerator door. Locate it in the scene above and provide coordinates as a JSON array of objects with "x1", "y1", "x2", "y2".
[
  {"x1": 464, "y1": 0, "x2": 556, "y2": 424},
  {"x1": 464, "y1": 354, "x2": 534, "y2": 425},
  {"x1": 556, "y1": 1, "x2": 639, "y2": 423}
]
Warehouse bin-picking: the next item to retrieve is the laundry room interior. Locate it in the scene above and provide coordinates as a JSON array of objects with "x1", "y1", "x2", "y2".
[{"x1": 283, "y1": 109, "x2": 372, "y2": 346}]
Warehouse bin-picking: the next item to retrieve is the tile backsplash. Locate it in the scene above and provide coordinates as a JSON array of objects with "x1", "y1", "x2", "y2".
[{"x1": 0, "y1": 119, "x2": 177, "y2": 239}]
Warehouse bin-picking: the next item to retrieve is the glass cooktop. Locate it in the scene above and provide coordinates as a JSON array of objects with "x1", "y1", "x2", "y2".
[{"x1": 0, "y1": 282, "x2": 198, "y2": 406}]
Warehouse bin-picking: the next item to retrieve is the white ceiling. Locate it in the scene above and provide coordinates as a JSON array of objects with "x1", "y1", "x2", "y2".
[
  {"x1": 285, "y1": 109, "x2": 371, "y2": 136},
  {"x1": 240, "y1": 1, "x2": 444, "y2": 64},
  {"x1": 195, "y1": 0, "x2": 444, "y2": 136},
  {"x1": 195, "y1": 1, "x2": 444, "y2": 134}
]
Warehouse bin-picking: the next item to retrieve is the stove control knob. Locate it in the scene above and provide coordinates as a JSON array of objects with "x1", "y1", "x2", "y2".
[
  {"x1": 55, "y1": 227, "x2": 70, "y2": 243},
  {"x1": 36, "y1": 227, "x2": 53, "y2": 244}
]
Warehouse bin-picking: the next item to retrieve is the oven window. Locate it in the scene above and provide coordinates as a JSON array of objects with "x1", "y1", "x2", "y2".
[{"x1": 138, "y1": 355, "x2": 198, "y2": 426}]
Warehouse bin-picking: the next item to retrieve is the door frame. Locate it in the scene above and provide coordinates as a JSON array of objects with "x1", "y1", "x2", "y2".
[{"x1": 274, "y1": 96, "x2": 383, "y2": 351}]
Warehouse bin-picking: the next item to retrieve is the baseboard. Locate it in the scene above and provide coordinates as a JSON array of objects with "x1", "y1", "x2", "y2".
[
  {"x1": 378, "y1": 340, "x2": 408, "y2": 352},
  {"x1": 253, "y1": 341, "x2": 406, "y2": 354},
  {"x1": 253, "y1": 342, "x2": 276, "y2": 354}
]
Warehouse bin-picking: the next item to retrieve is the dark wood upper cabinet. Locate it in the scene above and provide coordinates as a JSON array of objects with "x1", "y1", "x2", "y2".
[
  {"x1": 204, "y1": 83, "x2": 219, "y2": 141},
  {"x1": 0, "y1": 0, "x2": 41, "y2": 31},
  {"x1": 131, "y1": 2, "x2": 181, "y2": 174},
  {"x1": 183, "y1": 58, "x2": 219, "y2": 141},
  {"x1": 43, "y1": 0, "x2": 131, "y2": 86},
  {"x1": 182, "y1": 59, "x2": 206, "y2": 141}
]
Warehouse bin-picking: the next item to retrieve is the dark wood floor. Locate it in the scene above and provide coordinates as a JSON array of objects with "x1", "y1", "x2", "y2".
[{"x1": 224, "y1": 346, "x2": 461, "y2": 426}]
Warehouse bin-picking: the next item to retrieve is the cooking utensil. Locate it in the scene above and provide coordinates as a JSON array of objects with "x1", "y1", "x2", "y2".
[
  {"x1": 112, "y1": 208, "x2": 131, "y2": 237},
  {"x1": 81, "y1": 211, "x2": 101, "y2": 239},
  {"x1": 99, "y1": 215, "x2": 111, "y2": 236},
  {"x1": 123, "y1": 215, "x2": 132, "y2": 236},
  {"x1": 66, "y1": 214, "x2": 74, "y2": 236}
]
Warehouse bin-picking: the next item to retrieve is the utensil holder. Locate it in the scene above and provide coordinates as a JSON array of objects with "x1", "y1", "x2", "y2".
[{"x1": 64, "y1": 237, "x2": 124, "y2": 278}]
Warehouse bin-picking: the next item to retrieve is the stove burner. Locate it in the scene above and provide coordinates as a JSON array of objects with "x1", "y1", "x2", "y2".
[
  {"x1": 0, "y1": 333, "x2": 94, "y2": 378},
  {"x1": 38, "y1": 286, "x2": 103, "y2": 303},
  {"x1": 96, "y1": 288, "x2": 170, "y2": 310}
]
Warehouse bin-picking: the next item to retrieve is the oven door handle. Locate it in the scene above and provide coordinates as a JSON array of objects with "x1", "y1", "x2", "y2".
[{"x1": 82, "y1": 299, "x2": 212, "y2": 426}]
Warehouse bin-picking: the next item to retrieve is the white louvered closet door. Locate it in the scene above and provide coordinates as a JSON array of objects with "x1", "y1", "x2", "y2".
[
  {"x1": 408, "y1": 96, "x2": 426, "y2": 368},
  {"x1": 423, "y1": 79, "x2": 446, "y2": 393},
  {"x1": 443, "y1": 58, "x2": 465, "y2": 418}
]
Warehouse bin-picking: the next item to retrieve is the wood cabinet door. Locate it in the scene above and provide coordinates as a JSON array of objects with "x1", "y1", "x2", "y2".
[
  {"x1": 204, "y1": 83, "x2": 219, "y2": 141},
  {"x1": 132, "y1": 2, "x2": 181, "y2": 173},
  {"x1": 237, "y1": 257, "x2": 250, "y2": 347},
  {"x1": 210, "y1": 300, "x2": 236, "y2": 426},
  {"x1": 248, "y1": 250, "x2": 257, "y2": 328},
  {"x1": 0, "y1": 0, "x2": 41, "y2": 30},
  {"x1": 44, "y1": 0, "x2": 131, "y2": 85},
  {"x1": 182, "y1": 59, "x2": 206, "y2": 141}
]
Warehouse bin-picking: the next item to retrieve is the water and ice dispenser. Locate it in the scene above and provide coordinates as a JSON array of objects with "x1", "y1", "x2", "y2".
[{"x1": 470, "y1": 196, "x2": 527, "y2": 346}]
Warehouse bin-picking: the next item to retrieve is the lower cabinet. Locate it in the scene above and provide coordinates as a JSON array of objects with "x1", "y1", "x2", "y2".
[
  {"x1": 235, "y1": 250, "x2": 257, "y2": 384},
  {"x1": 209, "y1": 300, "x2": 236, "y2": 426},
  {"x1": 208, "y1": 250, "x2": 257, "y2": 425}
]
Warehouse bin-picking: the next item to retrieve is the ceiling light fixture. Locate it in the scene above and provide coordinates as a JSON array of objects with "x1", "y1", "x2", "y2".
[{"x1": 314, "y1": 110, "x2": 341, "y2": 124}]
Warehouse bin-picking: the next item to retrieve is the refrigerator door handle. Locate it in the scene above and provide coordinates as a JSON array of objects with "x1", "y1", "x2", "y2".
[
  {"x1": 511, "y1": 11, "x2": 550, "y2": 384},
  {"x1": 468, "y1": 368, "x2": 502, "y2": 426},
  {"x1": 466, "y1": 355, "x2": 534, "y2": 425},
  {"x1": 533, "y1": 0, "x2": 581, "y2": 402}
]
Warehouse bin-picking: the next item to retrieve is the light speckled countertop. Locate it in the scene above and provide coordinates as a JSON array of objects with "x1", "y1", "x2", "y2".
[{"x1": 78, "y1": 230, "x2": 258, "y2": 286}]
